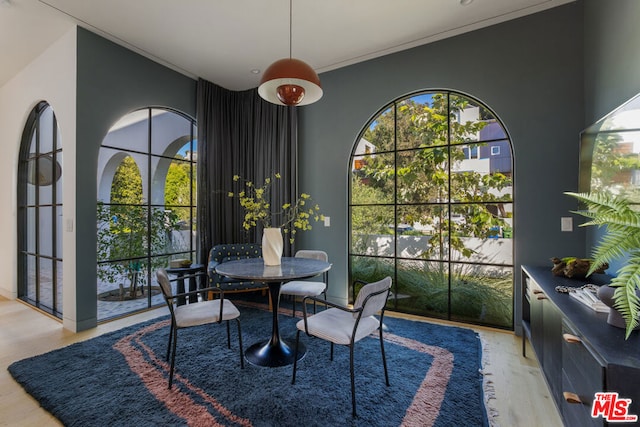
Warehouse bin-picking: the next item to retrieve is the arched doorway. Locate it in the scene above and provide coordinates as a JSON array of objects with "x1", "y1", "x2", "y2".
[{"x1": 17, "y1": 102, "x2": 64, "y2": 318}]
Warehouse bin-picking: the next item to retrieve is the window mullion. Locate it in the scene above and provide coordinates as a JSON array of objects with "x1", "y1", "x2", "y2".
[
  {"x1": 393, "y1": 102, "x2": 399, "y2": 311},
  {"x1": 51, "y1": 113, "x2": 58, "y2": 311},
  {"x1": 146, "y1": 108, "x2": 153, "y2": 306},
  {"x1": 448, "y1": 93, "x2": 454, "y2": 320}
]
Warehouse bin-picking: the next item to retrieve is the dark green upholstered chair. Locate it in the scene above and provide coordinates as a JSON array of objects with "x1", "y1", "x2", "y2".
[{"x1": 207, "y1": 243, "x2": 269, "y2": 301}]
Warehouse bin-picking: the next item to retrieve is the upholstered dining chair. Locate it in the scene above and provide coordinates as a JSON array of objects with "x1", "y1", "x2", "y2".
[
  {"x1": 291, "y1": 276, "x2": 392, "y2": 417},
  {"x1": 279, "y1": 250, "x2": 329, "y2": 317},
  {"x1": 156, "y1": 268, "x2": 244, "y2": 389}
]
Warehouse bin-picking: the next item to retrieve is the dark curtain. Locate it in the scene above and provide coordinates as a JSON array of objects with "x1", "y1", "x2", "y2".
[{"x1": 196, "y1": 78, "x2": 298, "y2": 265}]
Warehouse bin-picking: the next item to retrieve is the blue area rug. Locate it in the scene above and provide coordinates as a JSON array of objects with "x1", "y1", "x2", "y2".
[{"x1": 9, "y1": 303, "x2": 491, "y2": 426}]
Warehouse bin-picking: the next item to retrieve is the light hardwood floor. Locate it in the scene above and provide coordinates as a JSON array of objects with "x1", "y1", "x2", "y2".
[{"x1": 0, "y1": 297, "x2": 563, "y2": 427}]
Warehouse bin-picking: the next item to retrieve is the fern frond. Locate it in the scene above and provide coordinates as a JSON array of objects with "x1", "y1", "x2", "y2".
[
  {"x1": 610, "y1": 260, "x2": 640, "y2": 338},
  {"x1": 591, "y1": 231, "x2": 640, "y2": 267},
  {"x1": 575, "y1": 211, "x2": 640, "y2": 231},
  {"x1": 566, "y1": 191, "x2": 631, "y2": 214},
  {"x1": 566, "y1": 191, "x2": 640, "y2": 336}
]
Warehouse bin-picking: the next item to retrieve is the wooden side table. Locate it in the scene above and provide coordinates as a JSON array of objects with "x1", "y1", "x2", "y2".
[{"x1": 166, "y1": 263, "x2": 205, "y2": 305}]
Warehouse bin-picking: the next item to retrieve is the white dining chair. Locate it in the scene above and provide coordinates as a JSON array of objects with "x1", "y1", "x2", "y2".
[
  {"x1": 279, "y1": 250, "x2": 328, "y2": 317},
  {"x1": 156, "y1": 268, "x2": 244, "y2": 389},
  {"x1": 291, "y1": 276, "x2": 392, "y2": 417}
]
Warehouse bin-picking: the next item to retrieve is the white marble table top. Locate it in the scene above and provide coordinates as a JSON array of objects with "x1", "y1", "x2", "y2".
[{"x1": 215, "y1": 256, "x2": 331, "y2": 282}]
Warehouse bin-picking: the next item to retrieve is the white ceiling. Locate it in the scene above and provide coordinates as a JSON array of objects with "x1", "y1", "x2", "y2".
[{"x1": 0, "y1": 0, "x2": 574, "y2": 91}]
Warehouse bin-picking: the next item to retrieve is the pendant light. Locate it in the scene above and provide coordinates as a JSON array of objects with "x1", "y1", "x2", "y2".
[{"x1": 258, "y1": 0, "x2": 322, "y2": 106}]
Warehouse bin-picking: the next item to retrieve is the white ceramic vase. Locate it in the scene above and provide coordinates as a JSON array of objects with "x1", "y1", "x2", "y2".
[{"x1": 262, "y1": 227, "x2": 283, "y2": 266}]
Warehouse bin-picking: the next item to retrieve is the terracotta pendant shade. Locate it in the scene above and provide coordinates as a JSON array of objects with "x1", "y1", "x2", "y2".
[{"x1": 258, "y1": 58, "x2": 322, "y2": 106}]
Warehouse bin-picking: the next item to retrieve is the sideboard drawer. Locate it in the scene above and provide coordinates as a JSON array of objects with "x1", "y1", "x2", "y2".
[
  {"x1": 561, "y1": 320, "x2": 605, "y2": 425},
  {"x1": 562, "y1": 371, "x2": 603, "y2": 427}
]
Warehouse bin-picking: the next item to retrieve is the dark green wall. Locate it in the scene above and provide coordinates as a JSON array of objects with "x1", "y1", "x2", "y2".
[
  {"x1": 584, "y1": 0, "x2": 640, "y2": 123},
  {"x1": 75, "y1": 28, "x2": 196, "y2": 330},
  {"x1": 582, "y1": 0, "x2": 640, "y2": 274},
  {"x1": 298, "y1": 2, "x2": 586, "y2": 333}
]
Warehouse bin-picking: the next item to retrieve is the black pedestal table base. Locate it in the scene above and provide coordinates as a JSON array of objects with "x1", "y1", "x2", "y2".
[
  {"x1": 245, "y1": 339, "x2": 306, "y2": 367},
  {"x1": 214, "y1": 257, "x2": 331, "y2": 368},
  {"x1": 245, "y1": 279, "x2": 306, "y2": 367}
]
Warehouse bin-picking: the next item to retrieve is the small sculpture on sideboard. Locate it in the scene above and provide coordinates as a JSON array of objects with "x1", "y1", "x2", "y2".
[{"x1": 550, "y1": 257, "x2": 608, "y2": 279}]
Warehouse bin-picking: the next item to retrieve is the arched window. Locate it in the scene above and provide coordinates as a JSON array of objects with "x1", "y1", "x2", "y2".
[
  {"x1": 349, "y1": 90, "x2": 514, "y2": 329},
  {"x1": 97, "y1": 108, "x2": 197, "y2": 320},
  {"x1": 17, "y1": 102, "x2": 63, "y2": 318}
]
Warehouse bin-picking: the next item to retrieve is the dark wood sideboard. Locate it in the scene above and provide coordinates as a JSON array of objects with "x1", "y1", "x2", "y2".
[{"x1": 522, "y1": 265, "x2": 640, "y2": 426}]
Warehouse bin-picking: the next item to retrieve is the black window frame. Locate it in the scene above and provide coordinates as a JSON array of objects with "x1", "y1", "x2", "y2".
[
  {"x1": 17, "y1": 101, "x2": 63, "y2": 318},
  {"x1": 96, "y1": 107, "x2": 197, "y2": 321},
  {"x1": 348, "y1": 89, "x2": 515, "y2": 330}
]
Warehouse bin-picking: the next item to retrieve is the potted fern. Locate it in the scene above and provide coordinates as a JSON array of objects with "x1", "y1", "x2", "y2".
[{"x1": 566, "y1": 191, "x2": 640, "y2": 338}]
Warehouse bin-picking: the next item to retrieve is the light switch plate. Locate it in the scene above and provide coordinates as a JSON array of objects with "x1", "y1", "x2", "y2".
[
  {"x1": 324, "y1": 216, "x2": 330, "y2": 227},
  {"x1": 561, "y1": 217, "x2": 573, "y2": 232}
]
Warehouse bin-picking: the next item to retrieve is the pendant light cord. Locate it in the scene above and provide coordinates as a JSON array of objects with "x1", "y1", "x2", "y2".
[{"x1": 288, "y1": 0, "x2": 292, "y2": 59}]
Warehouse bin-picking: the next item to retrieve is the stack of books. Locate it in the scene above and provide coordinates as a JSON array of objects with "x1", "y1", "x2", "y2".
[{"x1": 569, "y1": 287, "x2": 610, "y2": 313}]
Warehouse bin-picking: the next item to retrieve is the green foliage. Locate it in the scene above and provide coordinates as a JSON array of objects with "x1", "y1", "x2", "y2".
[
  {"x1": 111, "y1": 156, "x2": 142, "y2": 205},
  {"x1": 353, "y1": 93, "x2": 512, "y2": 259},
  {"x1": 589, "y1": 132, "x2": 640, "y2": 204},
  {"x1": 165, "y1": 160, "x2": 196, "y2": 223},
  {"x1": 97, "y1": 203, "x2": 180, "y2": 288},
  {"x1": 97, "y1": 155, "x2": 182, "y2": 289},
  {"x1": 351, "y1": 179, "x2": 393, "y2": 234},
  {"x1": 227, "y1": 172, "x2": 324, "y2": 243},
  {"x1": 351, "y1": 256, "x2": 512, "y2": 327},
  {"x1": 350, "y1": 92, "x2": 513, "y2": 328},
  {"x1": 566, "y1": 191, "x2": 640, "y2": 337}
]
